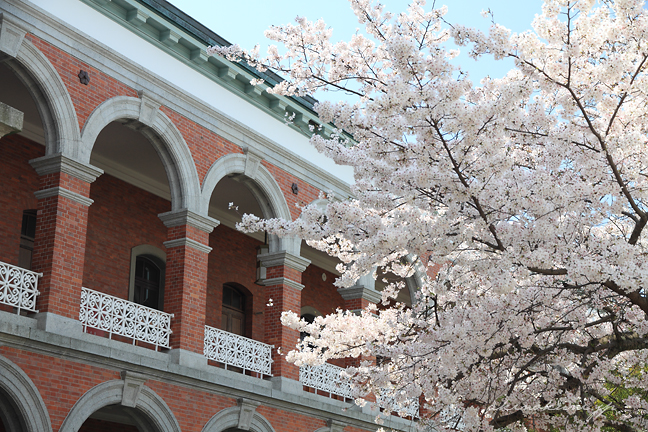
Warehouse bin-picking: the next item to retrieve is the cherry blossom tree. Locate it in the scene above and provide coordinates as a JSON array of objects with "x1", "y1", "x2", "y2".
[{"x1": 209, "y1": 0, "x2": 648, "y2": 430}]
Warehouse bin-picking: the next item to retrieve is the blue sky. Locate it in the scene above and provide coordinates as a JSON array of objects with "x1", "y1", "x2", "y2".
[{"x1": 167, "y1": 0, "x2": 542, "y2": 88}]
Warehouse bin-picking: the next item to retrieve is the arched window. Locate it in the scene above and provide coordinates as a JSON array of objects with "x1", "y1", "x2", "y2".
[
  {"x1": 18, "y1": 210, "x2": 37, "y2": 270},
  {"x1": 128, "y1": 245, "x2": 166, "y2": 311},
  {"x1": 134, "y1": 256, "x2": 162, "y2": 310},
  {"x1": 222, "y1": 284, "x2": 245, "y2": 336}
]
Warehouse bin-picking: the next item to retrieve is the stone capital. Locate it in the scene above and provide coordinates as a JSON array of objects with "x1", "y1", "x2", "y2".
[
  {"x1": 337, "y1": 286, "x2": 382, "y2": 304},
  {"x1": 29, "y1": 153, "x2": 104, "y2": 183},
  {"x1": 257, "y1": 251, "x2": 310, "y2": 273},
  {"x1": 158, "y1": 208, "x2": 220, "y2": 233}
]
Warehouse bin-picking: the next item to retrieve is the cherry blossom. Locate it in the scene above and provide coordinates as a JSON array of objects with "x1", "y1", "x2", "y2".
[{"x1": 209, "y1": 1, "x2": 648, "y2": 430}]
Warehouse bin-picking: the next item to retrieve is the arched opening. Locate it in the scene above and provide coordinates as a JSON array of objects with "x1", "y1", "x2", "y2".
[
  {"x1": 205, "y1": 174, "x2": 268, "y2": 344},
  {"x1": 0, "y1": 59, "x2": 50, "y2": 315},
  {"x1": 79, "y1": 405, "x2": 155, "y2": 432},
  {"x1": 83, "y1": 120, "x2": 171, "y2": 302},
  {"x1": 0, "y1": 386, "x2": 28, "y2": 432}
]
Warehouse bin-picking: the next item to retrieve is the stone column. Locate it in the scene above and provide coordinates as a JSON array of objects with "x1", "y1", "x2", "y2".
[
  {"x1": 159, "y1": 209, "x2": 219, "y2": 367},
  {"x1": 257, "y1": 250, "x2": 310, "y2": 389},
  {"x1": 29, "y1": 154, "x2": 103, "y2": 335}
]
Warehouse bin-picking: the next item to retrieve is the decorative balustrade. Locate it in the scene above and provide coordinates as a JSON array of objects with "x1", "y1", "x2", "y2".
[
  {"x1": 378, "y1": 394, "x2": 420, "y2": 418},
  {"x1": 203, "y1": 325, "x2": 273, "y2": 376},
  {"x1": 79, "y1": 287, "x2": 173, "y2": 350},
  {"x1": 299, "y1": 362, "x2": 354, "y2": 400},
  {"x1": 0, "y1": 261, "x2": 41, "y2": 314}
]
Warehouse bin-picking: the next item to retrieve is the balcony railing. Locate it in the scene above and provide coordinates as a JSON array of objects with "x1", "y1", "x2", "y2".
[
  {"x1": 204, "y1": 325, "x2": 273, "y2": 377},
  {"x1": 299, "y1": 363, "x2": 354, "y2": 400},
  {"x1": 0, "y1": 261, "x2": 41, "y2": 314},
  {"x1": 378, "y1": 394, "x2": 420, "y2": 418},
  {"x1": 79, "y1": 287, "x2": 173, "y2": 351}
]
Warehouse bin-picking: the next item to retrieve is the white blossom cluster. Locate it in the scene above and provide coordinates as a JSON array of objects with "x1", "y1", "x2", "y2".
[{"x1": 210, "y1": 1, "x2": 648, "y2": 431}]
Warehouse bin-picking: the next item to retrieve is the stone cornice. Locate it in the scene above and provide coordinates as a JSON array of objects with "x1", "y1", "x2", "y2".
[
  {"x1": 3, "y1": 0, "x2": 352, "y2": 200},
  {"x1": 34, "y1": 186, "x2": 94, "y2": 207},
  {"x1": 29, "y1": 153, "x2": 104, "y2": 183},
  {"x1": 257, "y1": 251, "x2": 311, "y2": 273},
  {"x1": 158, "y1": 209, "x2": 220, "y2": 233}
]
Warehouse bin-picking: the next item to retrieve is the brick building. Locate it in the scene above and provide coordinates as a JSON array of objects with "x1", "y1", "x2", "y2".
[{"x1": 0, "y1": 0, "x2": 421, "y2": 431}]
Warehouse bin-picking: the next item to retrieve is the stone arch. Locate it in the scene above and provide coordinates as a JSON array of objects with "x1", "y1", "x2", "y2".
[
  {"x1": 201, "y1": 152, "x2": 298, "y2": 254},
  {"x1": 0, "y1": 354, "x2": 52, "y2": 432},
  {"x1": 59, "y1": 378, "x2": 180, "y2": 432},
  {"x1": 79, "y1": 95, "x2": 201, "y2": 211},
  {"x1": 0, "y1": 16, "x2": 81, "y2": 155},
  {"x1": 201, "y1": 405, "x2": 275, "y2": 432}
]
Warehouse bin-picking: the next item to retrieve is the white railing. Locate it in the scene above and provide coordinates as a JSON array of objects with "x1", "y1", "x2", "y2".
[
  {"x1": 79, "y1": 287, "x2": 173, "y2": 351},
  {"x1": 204, "y1": 325, "x2": 273, "y2": 376},
  {"x1": 378, "y1": 394, "x2": 420, "y2": 418},
  {"x1": 0, "y1": 261, "x2": 41, "y2": 314},
  {"x1": 299, "y1": 363, "x2": 354, "y2": 400}
]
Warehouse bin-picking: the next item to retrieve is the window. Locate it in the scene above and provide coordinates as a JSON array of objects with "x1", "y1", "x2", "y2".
[
  {"x1": 128, "y1": 245, "x2": 166, "y2": 310},
  {"x1": 18, "y1": 210, "x2": 37, "y2": 270},
  {"x1": 133, "y1": 256, "x2": 162, "y2": 310},
  {"x1": 222, "y1": 284, "x2": 245, "y2": 336}
]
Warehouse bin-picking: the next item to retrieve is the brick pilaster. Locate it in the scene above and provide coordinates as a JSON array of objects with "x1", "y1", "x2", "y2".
[
  {"x1": 29, "y1": 155, "x2": 102, "y2": 319},
  {"x1": 257, "y1": 251, "x2": 310, "y2": 379},
  {"x1": 159, "y1": 209, "x2": 219, "y2": 354}
]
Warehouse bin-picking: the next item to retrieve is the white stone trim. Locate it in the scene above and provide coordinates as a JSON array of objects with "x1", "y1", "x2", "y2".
[
  {"x1": 0, "y1": 14, "x2": 26, "y2": 58},
  {"x1": 257, "y1": 251, "x2": 310, "y2": 273},
  {"x1": 158, "y1": 208, "x2": 220, "y2": 233},
  {"x1": 137, "y1": 89, "x2": 161, "y2": 127},
  {"x1": 0, "y1": 354, "x2": 53, "y2": 432},
  {"x1": 163, "y1": 237, "x2": 212, "y2": 254},
  {"x1": 30, "y1": 153, "x2": 103, "y2": 183},
  {"x1": 201, "y1": 404, "x2": 276, "y2": 432},
  {"x1": 243, "y1": 148, "x2": 263, "y2": 179},
  {"x1": 58, "y1": 379, "x2": 181, "y2": 432},
  {"x1": 33, "y1": 186, "x2": 94, "y2": 207},
  {"x1": 258, "y1": 277, "x2": 305, "y2": 292},
  {"x1": 337, "y1": 286, "x2": 382, "y2": 304},
  {"x1": 0, "y1": 101, "x2": 23, "y2": 137},
  {"x1": 79, "y1": 96, "x2": 201, "y2": 211},
  {"x1": 120, "y1": 371, "x2": 147, "y2": 408},
  {"x1": 237, "y1": 398, "x2": 261, "y2": 430}
]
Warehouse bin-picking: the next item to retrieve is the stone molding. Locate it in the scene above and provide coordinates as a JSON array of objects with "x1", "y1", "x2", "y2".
[
  {"x1": 120, "y1": 371, "x2": 147, "y2": 408},
  {"x1": 158, "y1": 208, "x2": 220, "y2": 233},
  {"x1": 337, "y1": 286, "x2": 382, "y2": 304},
  {"x1": 243, "y1": 147, "x2": 263, "y2": 179},
  {"x1": 30, "y1": 153, "x2": 104, "y2": 184},
  {"x1": 137, "y1": 89, "x2": 161, "y2": 127},
  {"x1": 201, "y1": 404, "x2": 276, "y2": 432},
  {"x1": 237, "y1": 398, "x2": 261, "y2": 430},
  {"x1": 34, "y1": 186, "x2": 94, "y2": 207},
  {"x1": 0, "y1": 354, "x2": 53, "y2": 432},
  {"x1": 328, "y1": 419, "x2": 347, "y2": 432},
  {"x1": 163, "y1": 238, "x2": 212, "y2": 254},
  {"x1": 257, "y1": 277, "x2": 305, "y2": 292},
  {"x1": 0, "y1": 101, "x2": 23, "y2": 137},
  {"x1": 0, "y1": 13, "x2": 26, "y2": 58},
  {"x1": 257, "y1": 251, "x2": 310, "y2": 273}
]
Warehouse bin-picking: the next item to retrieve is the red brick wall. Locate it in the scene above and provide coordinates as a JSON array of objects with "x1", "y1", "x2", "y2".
[
  {"x1": 83, "y1": 174, "x2": 169, "y2": 300},
  {"x1": 25, "y1": 35, "x2": 138, "y2": 132},
  {"x1": 0, "y1": 346, "x2": 381, "y2": 432},
  {"x1": 301, "y1": 265, "x2": 344, "y2": 316},
  {"x1": 0, "y1": 135, "x2": 43, "y2": 266},
  {"x1": 206, "y1": 225, "x2": 264, "y2": 340}
]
